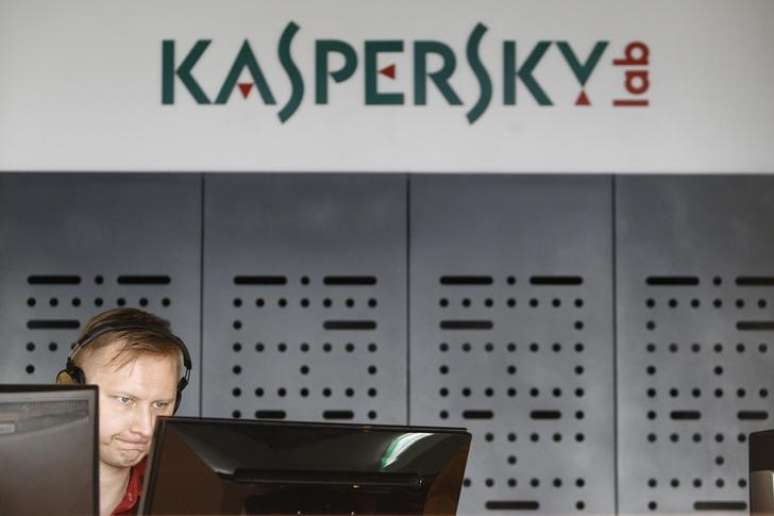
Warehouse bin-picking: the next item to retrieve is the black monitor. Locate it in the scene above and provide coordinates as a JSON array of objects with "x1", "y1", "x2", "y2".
[
  {"x1": 750, "y1": 429, "x2": 774, "y2": 515},
  {"x1": 141, "y1": 417, "x2": 471, "y2": 515},
  {"x1": 0, "y1": 384, "x2": 99, "y2": 516}
]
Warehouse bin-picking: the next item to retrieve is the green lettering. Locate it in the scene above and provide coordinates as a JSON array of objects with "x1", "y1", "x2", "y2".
[
  {"x1": 556, "y1": 41, "x2": 609, "y2": 87},
  {"x1": 365, "y1": 41, "x2": 404, "y2": 105},
  {"x1": 162, "y1": 40, "x2": 211, "y2": 104},
  {"x1": 503, "y1": 41, "x2": 552, "y2": 106},
  {"x1": 215, "y1": 40, "x2": 276, "y2": 104},
  {"x1": 315, "y1": 40, "x2": 358, "y2": 104},
  {"x1": 414, "y1": 41, "x2": 462, "y2": 106}
]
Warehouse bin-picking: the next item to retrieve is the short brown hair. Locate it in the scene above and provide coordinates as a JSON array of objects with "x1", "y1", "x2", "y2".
[{"x1": 73, "y1": 308, "x2": 184, "y2": 374}]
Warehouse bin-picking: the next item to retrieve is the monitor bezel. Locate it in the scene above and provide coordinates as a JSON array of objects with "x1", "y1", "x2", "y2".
[
  {"x1": 142, "y1": 415, "x2": 471, "y2": 515},
  {"x1": 750, "y1": 429, "x2": 774, "y2": 472},
  {"x1": 0, "y1": 384, "x2": 99, "y2": 516}
]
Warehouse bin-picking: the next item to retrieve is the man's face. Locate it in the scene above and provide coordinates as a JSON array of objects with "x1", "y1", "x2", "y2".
[{"x1": 79, "y1": 341, "x2": 179, "y2": 469}]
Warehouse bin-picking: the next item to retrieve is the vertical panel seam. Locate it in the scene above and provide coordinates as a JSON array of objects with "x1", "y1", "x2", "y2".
[
  {"x1": 612, "y1": 174, "x2": 619, "y2": 515},
  {"x1": 406, "y1": 173, "x2": 411, "y2": 425},
  {"x1": 198, "y1": 173, "x2": 205, "y2": 417}
]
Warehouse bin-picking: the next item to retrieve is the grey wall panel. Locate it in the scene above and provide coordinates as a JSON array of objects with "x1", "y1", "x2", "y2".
[
  {"x1": 202, "y1": 174, "x2": 407, "y2": 424},
  {"x1": 410, "y1": 175, "x2": 614, "y2": 515},
  {"x1": 3, "y1": 171, "x2": 771, "y2": 516},
  {"x1": 0, "y1": 173, "x2": 202, "y2": 416},
  {"x1": 617, "y1": 176, "x2": 774, "y2": 514}
]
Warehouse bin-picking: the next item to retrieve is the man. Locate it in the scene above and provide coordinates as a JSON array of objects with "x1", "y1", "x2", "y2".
[{"x1": 56, "y1": 308, "x2": 191, "y2": 516}]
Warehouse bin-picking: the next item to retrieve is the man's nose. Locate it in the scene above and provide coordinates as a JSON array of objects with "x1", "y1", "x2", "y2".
[{"x1": 130, "y1": 405, "x2": 154, "y2": 439}]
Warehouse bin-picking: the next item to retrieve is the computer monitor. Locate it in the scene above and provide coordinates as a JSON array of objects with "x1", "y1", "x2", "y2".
[
  {"x1": 141, "y1": 417, "x2": 471, "y2": 515},
  {"x1": 0, "y1": 384, "x2": 99, "y2": 516},
  {"x1": 751, "y1": 429, "x2": 774, "y2": 515}
]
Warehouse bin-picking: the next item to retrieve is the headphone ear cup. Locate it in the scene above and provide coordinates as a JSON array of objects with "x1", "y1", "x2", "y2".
[
  {"x1": 55, "y1": 366, "x2": 85, "y2": 385},
  {"x1": 55, "y1": 369, "x2": 75, "y2": 384}
]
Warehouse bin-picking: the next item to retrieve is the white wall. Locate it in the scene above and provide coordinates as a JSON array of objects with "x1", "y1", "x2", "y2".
[{"x1": 1, "y1": 0, "x2": 773, "y2": 172}]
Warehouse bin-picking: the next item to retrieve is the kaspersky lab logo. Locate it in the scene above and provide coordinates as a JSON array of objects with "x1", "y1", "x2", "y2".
[{"x1": 162, "y1": 22, "x2": 650, "y2": 124}]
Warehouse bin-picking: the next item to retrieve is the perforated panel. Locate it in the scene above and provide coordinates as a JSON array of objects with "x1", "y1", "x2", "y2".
[
  {"x1": 202, "y1": 174, "x2": 407, "y2": 424},
  {"x1": 3, "y1": 172, "x2": 773, "y2": 516},
  {"x1": 617, "y1": 176, "x2": 774, "y2": 514},
  {"x1": 0, "y1": 173, "x2": 202, "y2": 416},
  {"x1": 410, "y1": 175, "x2": 615, "y2": 515}
]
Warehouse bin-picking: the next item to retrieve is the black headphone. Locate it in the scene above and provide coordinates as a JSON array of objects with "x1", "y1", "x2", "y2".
[{"x1": 56, "y1": 321, "x2": 192, "y2": 414}]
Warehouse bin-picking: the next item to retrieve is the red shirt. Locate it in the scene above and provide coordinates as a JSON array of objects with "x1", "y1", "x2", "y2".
[{"x1": 112, "y1": 457, "x2": 147, "y2": 516}]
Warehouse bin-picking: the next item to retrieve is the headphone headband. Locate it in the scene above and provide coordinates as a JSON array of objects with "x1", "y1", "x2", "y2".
[
  {"x1": 68, "y1": 321, "x2": 192, "y2": 384},
  {"x1": 58, "y1": 319, "x2": 192, "y2": 412}
]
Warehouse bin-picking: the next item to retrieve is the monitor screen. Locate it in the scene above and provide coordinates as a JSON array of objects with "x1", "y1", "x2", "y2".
[
  {"x1": 0, "y1": 384, "x2": 99, "y2": 516},
  {"x1": 141, "y1": 417, "x2": 471, "y2": 515},
  {"x1": 750, "y1": 429, "x2": 774, "y2": 515}
]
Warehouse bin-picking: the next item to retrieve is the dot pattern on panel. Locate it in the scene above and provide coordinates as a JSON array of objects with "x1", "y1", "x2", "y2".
[
  {"x1": 433, "y1": 274, "x2": 598, "y2": 514},
  {"x1": 637, "y1": 275, "x2": 772, "y2": 513},
  {"x1": 227, "y1": 274, "x2": 388, "y2": 423},
  {"x1": 23, "y1": 274, "x2": 174, "y2": 378}
]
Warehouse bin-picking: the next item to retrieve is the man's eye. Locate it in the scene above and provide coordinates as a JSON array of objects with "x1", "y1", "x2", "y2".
[
  {"x1": 154, "y1": 401, "x2": 171, "y2": 409},
  {"x1": 116, "y1": 396, "x2": 132, "y2": 405}
]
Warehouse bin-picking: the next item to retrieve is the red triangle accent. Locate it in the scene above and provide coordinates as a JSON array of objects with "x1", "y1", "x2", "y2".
[
  {"x1": 575, "y1": 90, "x2": 591, "y2": 106},
  {"x1": 379, "y1": 64, "x2": 396, "y2": 80},
  {"x1": 238, "y1": 83, "x2": 253, "y2": 99}
]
